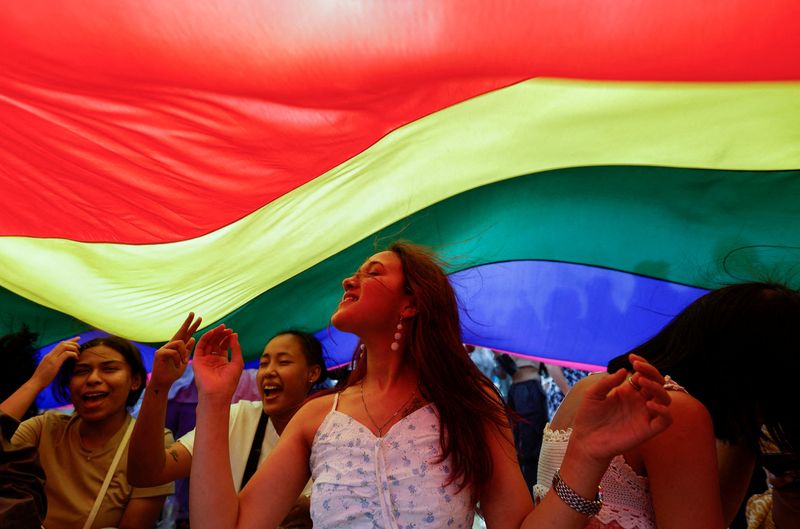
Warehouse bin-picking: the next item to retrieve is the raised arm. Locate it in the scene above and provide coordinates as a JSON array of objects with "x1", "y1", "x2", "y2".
[
  {"x1": 0, "y1": 338, "x2": 79, "y2": 420},
  {"x1": 482, "y1": 354, "x2": 672, "y2": 529},
  {"x1": 128, "y1": 313, "x2": 201, "y2": 486},
  {"x1": 189, "y1": 325, "x2": 315, "y2": 529}
]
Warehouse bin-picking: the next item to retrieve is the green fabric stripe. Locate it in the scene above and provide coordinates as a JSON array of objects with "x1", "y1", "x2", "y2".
[
  {"x1": 6, "y1": 166, "x2": 800, "y2": 355},
  {"x1": 214, "y1": 166, "x2": 800, "y2": 357},
  {"x1": 1, "y1": 79, "x2": 798, "y2": 342}
]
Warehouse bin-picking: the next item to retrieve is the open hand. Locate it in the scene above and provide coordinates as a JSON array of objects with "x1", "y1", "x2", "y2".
[
  {"x1": 571, "y1": 354, "x2": 672, "y2": 463},
  {"x1": 31, "y1": 337, "x2": 80, "y2": 390},
  {"x1": 150, "y1": 313, "x2": 203, "y2": 390},
  {"x1": 192, "y1": 324, "x2": 243, "y2": 400}
]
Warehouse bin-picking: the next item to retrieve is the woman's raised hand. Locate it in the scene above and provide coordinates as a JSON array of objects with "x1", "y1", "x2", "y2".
[
  {"x1": 192, "y1": 324, "x2": 243, "y2": 400},
  {"x1": 150, "y1": 313, "x2": 202, "y2": 390},
  {"x1": 30, "y1": 337, "x2": 81, "y2": 390},
  {"x1": 571, "y1": 354, "x2": 673, "y2": 464}
]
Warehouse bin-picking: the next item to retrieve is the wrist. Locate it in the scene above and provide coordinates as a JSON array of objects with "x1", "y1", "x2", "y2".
[
  {"x1": 559, "y1": 442, "x2": 610, "y2": 500},
  {"x1": 565, "y1": 430, "x2": 612, "y2": 470},
  {"x1": 551, "y1": 468, "x2": 603, "y2": 517},
  {"x1": 145, "y1": 381, "x2": 173, "y2": 395},
  {"x1": 197, "y1": 393, "x2": 232, "y2": 408}
]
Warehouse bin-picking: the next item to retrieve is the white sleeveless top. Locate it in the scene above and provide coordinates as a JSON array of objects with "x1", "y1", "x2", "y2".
[
  {"x1": 533, "y1": 376, "x2": 686, "y2": 529},
  {"x1": 309, "y1": 393, "x2": 474, "y2": 529}
]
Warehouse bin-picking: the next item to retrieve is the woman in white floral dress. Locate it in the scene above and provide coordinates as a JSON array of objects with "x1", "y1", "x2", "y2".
[{"x1": 188, "y1": 242, "x2": 673, "y2": 529}]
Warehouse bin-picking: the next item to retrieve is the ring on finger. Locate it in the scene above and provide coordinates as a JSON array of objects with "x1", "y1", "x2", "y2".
[{"x1": 627, "y1": 374, "x2": 642, "y2": 391}]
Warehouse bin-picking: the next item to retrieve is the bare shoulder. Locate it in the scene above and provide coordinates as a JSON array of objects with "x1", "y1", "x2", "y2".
[
  {"x1": 285, "y1": 393, "x2": 337, "y2": 444},
  {"x1": 652, "y1": 390, "x2": 711, "y2": 435},
  {"x1": 639, "y1": 390, "x2": 713, "y2": 455}
]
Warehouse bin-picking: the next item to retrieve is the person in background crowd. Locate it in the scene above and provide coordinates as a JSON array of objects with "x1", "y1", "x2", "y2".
[
  {"x1": 541, "y1": 363, "x2": 589, "y2": 421},
  {"x1": 0, "y1": 410, "x2": 46, "y2": 529},
  {"x1": 1, "y1": 326, "x2": 40, "y2": 421},
  {"x1": 496, "y1": 352, "x2": 548, "y2": 495}
]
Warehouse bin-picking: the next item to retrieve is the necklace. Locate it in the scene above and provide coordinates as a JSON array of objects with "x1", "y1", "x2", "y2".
[{"x1": 360, "y1": 379, "x2": 418, "y2": 437}]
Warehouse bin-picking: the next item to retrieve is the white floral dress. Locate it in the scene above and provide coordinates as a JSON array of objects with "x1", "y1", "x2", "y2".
[{"x1": 310, "y1": 393, "x2": 474, "y2": 529}]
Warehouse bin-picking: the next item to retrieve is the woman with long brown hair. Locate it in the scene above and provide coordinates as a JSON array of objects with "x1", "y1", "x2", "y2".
[{"x1": 188, "y1": 242, "x2": 672, "y2": 529}]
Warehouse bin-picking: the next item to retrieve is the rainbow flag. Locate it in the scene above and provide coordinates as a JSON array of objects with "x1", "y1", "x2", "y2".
[{"x1": 1, "y1": 1, "x2": 798, "y2": 371}]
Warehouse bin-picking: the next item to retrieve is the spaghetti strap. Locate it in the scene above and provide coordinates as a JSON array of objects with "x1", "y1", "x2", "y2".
[{"x1": 332, "y1": 392, "x2": 340, "y2": 411}]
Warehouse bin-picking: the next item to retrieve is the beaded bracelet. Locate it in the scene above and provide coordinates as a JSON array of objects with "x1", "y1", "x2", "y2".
[{"x1": 551, "y1": 468, "x2": 603, "y2": 516}]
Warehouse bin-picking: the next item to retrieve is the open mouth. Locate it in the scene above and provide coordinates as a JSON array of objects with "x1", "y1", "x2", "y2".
[
  {"x1": 263, "y1": 385, "x2": 283, "y2": 399},
  {"x1": 340, "y1": 293, "x2": 358, "y2": 304},
  {"x1": 81, "y1": 392, "x2": 109, "y2": 405}
]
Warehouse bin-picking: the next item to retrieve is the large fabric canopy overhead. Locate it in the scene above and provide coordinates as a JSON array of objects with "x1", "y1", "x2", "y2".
[{"x1": 1, "y1": 1, "x2": 799, "y2": 371}]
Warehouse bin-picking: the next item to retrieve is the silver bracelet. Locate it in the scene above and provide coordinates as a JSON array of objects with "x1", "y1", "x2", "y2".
[{"x1": 551, "y1": 468, "x2": 603, "y2": 516}]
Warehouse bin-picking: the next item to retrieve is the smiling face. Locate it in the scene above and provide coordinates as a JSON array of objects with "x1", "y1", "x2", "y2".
[
  {"x1": 69, "y1": 345, "x2": 141, "y2": 424},
  {"x1": 257, "y1": 334, "x2": 321, "y2": 418},
  {"x1": 331, "y1": 251, "x2": 416, "y2": 335}
]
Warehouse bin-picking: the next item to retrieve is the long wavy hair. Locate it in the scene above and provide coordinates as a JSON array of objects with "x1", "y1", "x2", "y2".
[
  {"x1": 325, "y1": 242, "x2": 510, "y2": 504},
  {"x1": 608, "y1": 282, "x2": 800, "y2": 454}
]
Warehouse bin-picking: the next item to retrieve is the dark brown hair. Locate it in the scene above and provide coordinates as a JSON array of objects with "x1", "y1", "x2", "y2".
[
  {"x1": 328, "y1": 242, "x2": 510, "y2": 503},
  {"x1": 54, "y1": 335, "x2": 147, "y2": 408},
  {"x1": 270, "y1": 329, "x2": 328, "y2": 387},
  {"x1": 608, "y1": 282, "x2": 800, "y2": 454}
]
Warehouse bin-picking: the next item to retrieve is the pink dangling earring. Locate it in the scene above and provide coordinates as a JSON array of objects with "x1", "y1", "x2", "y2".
[{"x1": 390, "y1": 319, "x2": 403, "y2": 351}]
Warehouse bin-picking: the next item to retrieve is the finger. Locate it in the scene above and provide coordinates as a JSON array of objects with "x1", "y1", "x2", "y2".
[
  {"x1": 59, "y1": 350, "x2": 79, "y2": 363},
  {"x1": 54, "y1": 338, "x2": 81, "y2": 353},
  {"x1": 585, "y1": 369, "x2": 627, "y2": 401},
  {"x1": 630, "y1": 355, "x2": 666, "y2": 385},
  {"x1": 187, "y1": 315, "x2": 203, "y2": 337},
  {"x1": 645, "y1": 401, "x2": 673, "y2": 431},
  {"x1": 637, "y1": 376, "x2": 672, "y2": 407},
  {"x1": 181, "y1": 338, "x2": 195, "y2": 363},
  {"x1": 155, "y1": 343, "x2": 184, "y2": 367},
  {"x1": 229, "y1": 334, "x2": 244, "y2": 368},
  {"x1": 194, "y1": 325, "x2": 228, "y2": 356},
  {"x1": 172, "y1": 312, "x2": 195, "y2": 341},
  {"x1": 211, "y1": 328, "x2": 234, "y2": 350}
]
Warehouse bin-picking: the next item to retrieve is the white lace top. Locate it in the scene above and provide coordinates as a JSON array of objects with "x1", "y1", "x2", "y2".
[
  {"x1": 309, "y1": 393, "x2": 474, "y2": 529},
  {"x1": 533, "y1": 376, "x2": 686, "y2": 529}
]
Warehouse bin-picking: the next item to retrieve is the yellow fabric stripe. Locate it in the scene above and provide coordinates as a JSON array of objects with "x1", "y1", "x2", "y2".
[{"x1": 2, "y1": 78, "x2": 798, "y2": 340}]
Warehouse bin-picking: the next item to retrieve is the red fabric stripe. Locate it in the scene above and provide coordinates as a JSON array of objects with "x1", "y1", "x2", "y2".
[{"x1": 1, "y1": 1, "x2": 798, "y2": 243}]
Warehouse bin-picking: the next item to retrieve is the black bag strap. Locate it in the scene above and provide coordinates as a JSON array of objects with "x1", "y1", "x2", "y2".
[{"x1": 240, "y1": 412, "x2": 269, "y2": 490}]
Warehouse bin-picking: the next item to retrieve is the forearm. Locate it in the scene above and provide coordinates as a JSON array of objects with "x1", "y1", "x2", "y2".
[
  {"x1": 0, "y1": 379, "x2": 43, "y2": 420},
  {"x1": 128, "y1": 385, "x2": 172, "y2": 486},
  {"x1": 191, "y1": 395, "x2": 240, "y2": 529},
  {"x1": 118, "y1": 496, "x2": 168, "y2": 529}
]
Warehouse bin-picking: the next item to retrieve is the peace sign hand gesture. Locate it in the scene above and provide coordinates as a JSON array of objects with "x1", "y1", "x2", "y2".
[{"x1": 149, "y1": 313, "x2": 202, "y2": 391}]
